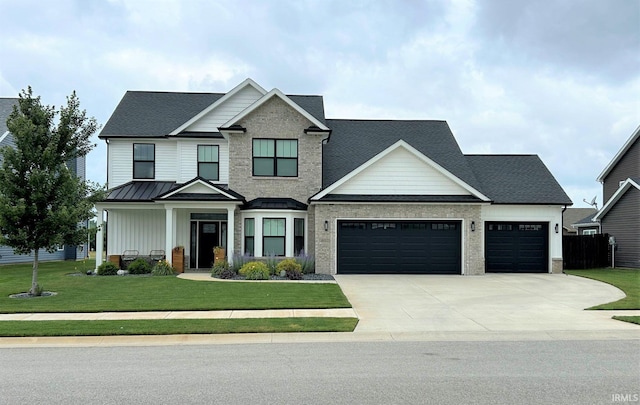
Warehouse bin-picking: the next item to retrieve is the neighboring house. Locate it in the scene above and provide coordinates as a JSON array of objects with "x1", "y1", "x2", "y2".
[
  {"x1": 95, "y1": 79, "x2": 572, "y2": 275},
  {"x1": 562, "y1": 208, "x2": 599, "y2": 235},
  {"x1": 0, "y1": 98, "x2": 87, "y2": 264},
  {"x1": 593, "y1": 125, "x2": 640, "y2": 268}
]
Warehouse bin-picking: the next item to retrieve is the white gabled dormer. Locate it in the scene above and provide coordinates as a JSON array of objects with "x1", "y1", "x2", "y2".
[{"x1": 170, "y1": 79, "x2": 267, "y2": 135}]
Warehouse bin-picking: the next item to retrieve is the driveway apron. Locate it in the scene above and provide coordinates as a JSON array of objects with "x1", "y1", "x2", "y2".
[{"x1": 334, "y1": 274, "x2": 640, "y2": 333}]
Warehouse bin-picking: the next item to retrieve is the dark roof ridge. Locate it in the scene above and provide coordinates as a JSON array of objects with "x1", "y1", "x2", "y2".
[
  {"x1": 465, "y1": 153, "x2": 538, "y2": 157},
  {"x1": 326, "y1": 118, "x2": 447, "y2": 123},
  {"x1": 123, "y1": 90, "x2": 226, "y2": 95}
]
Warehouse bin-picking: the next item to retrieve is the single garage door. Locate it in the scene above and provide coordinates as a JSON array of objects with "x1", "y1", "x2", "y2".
[
  {"x1": 337, "y1": 220, "x2": 461, "y2": 274},
  {"x1": 485, "y1": 222, "x2": 548, "y2": 273}
]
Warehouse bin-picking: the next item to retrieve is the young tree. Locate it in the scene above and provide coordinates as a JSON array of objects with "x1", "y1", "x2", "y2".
[{"x1": 0, "y1": 87, "x2": 104, "y2": 295}]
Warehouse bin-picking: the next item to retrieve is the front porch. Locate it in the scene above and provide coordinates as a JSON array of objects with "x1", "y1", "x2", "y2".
[{"x1": 95, "y1": 203, "x2": 240, "y2": 271}]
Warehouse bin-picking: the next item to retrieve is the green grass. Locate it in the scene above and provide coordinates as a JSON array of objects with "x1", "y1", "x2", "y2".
[
  {"x1": 564, "y1": 268, "x2": 640, "y2": 310},
  {"x1": 613, "y1": 316, "x2": 640, "y2": 325},
  {"x1": 0, "y1": 260, "x2": 351, "y2": 313},
  {"x1": 0, "y1": 317, "x2": 359, "y2": 337}
]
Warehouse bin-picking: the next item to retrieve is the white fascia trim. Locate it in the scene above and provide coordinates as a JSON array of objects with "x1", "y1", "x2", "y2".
[
  {"x1": 169, "y1": 78, "x2": 268, "y2": 136},
  {"x1": 221, "y1": 88, "x2": 330, "y2": 131},
  {"x1": 0, "y1": 131, "x2": 9, "y2": 144},
  {"x1": 593, "y1": 178, "x2": 640, "y2": 221},
  {"x1": 311, "y1": 140, "x2": 491, "y2": 201},
  {"x1": 159, "y1": 178, "x2": 238, "y2": 200},
  {"x1": 95, "y1": 202, "x2": 164, "y2": 210},
  {"x1": 596, "y1": 124, "x2": 640, "y2": 182}
]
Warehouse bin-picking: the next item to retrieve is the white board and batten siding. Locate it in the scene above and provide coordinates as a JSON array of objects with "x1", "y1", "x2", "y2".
[
  {"x1": 184, "y1": 86, "x2": 264, "y2": 132},
  {"x1": 333, "y1": 147, "x2": 471, "y2": 195},
  {"x1": 107, "y1": 209, "x2": 165, "y2": 256}
]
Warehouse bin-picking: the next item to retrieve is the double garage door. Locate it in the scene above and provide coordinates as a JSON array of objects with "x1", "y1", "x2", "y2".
[
  {"x1": 337, "y1": 220, "x2": 549, "y2": 274},
  {"x1": 337, "y1": 220, "x2": 462, "y2": 274}
]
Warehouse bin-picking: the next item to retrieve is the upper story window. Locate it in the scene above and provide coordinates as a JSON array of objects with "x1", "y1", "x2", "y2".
[
  {"x1": 198, "y1": 145, "x2": 219, "y2": 181},
  {"x1": 133, "y1": 143, "x2": 155, "y2": 179},
  {"x1": 253, "y1": 139, "x2": 298, "y2": 177}
]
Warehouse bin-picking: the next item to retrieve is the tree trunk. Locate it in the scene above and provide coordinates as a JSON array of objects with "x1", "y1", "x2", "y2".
[{"x1": 30, "y1": 250, "x2": 39, "y2": 296}]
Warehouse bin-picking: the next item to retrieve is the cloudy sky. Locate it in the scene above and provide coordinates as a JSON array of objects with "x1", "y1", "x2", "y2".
[{"x1": 0, "y1": 0, "x2": 638, "y2": 208}]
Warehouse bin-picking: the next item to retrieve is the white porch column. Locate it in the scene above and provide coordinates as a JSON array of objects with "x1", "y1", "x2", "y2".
[
  {"x1": 95, "y1": 208, "x2": 104, "y2": 271},
  {"x1": 165, "y1": 207, "x2": 175, "y2": 266},
  {"x1": 227, "y1": 207, "x2": 235, "y2": 264}
]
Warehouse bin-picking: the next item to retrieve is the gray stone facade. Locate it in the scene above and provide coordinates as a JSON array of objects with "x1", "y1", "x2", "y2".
[
  {"x1": 227, "y1": 96, "x2": 327, "y2": 259},
  {"x1": 313, "y1": 203, "x2": 484, "y2": 275},
  {"x1": 228, "y1": 97, "x2": 328, "y2": 203}
]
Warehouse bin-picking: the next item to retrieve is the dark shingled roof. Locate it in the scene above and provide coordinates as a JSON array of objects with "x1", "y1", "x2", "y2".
[
  {"x1": 0, "y1": 98, "x2": 18, "y2": 134},
  {"x1": 317, "y1": 194, "x2": 484, "y2": 203},
  {"x1": 466, "y1": 155, "x2": 572, "y2": 204},
  {"x1": 100, "y1": 92, "x2": 326, "y2": 138},
  {"x1": 573, "y1": 212, "x2": 599, "y2": 226},
  {"x1": 322, "y1": 119, "x2": 483, "y2": 193},
  {"x1": 101, "y1": 92, "x2": 224, "y2": 138},
  {"x1": 242, "y1": 198, "x2": 307, "y2": 210}
]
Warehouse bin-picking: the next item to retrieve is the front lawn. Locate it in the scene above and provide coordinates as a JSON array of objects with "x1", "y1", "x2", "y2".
[
  {"x1": 564, "y1": 268, "x2": 640, "y2": 310},
  {"x1": 0, "y1": 260, "x2": 352, "y2": 313}
]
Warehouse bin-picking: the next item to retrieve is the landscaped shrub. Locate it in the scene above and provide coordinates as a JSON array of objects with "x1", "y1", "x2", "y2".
[
  {"x1": 276, "y1": 258, "x2": 303, "y2": 280},
  {"x1": 97, "y1": 262, "x2": 119, "y2": 276},
  {"x1": 127, "y1": 258, "x2": 152, "y2": 274},
  {"x1": 231, "y1": 251, "x2": 252, "y2": 273},
  {"x1": 152, "y1": 260, "x2": 175, "y2": 276},
  {"x1": 295, "y1": 250, "x2": 315, "y2": 274},
  {"x1": 239, "y1": 261, "x2": 270, "y2": 280},
  {"x1": 211, "y1": 260, "x2": 237, "y2": 279},
  {"x1": 265, "y1": 253, "x2": 279, "y2": 275}
]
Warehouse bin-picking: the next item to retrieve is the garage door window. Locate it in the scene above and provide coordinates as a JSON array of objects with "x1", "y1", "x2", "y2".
[
  {"x1": 431, "y1": 223, "x2": 458, "y2": 230},
  {"x1": 519, "y1": 224, "x2": 543, "y2": 231},
  {"x1": 263, "y1": 218, "x2": 285, "y2": 256},
  {"x1": 371, "y1": 223, "x2": 396, "y2": 230},
  {"x1": 341, "y1": 222, "x2": 366, "y2": 230},
  {"x1": 488, "y1": 224, "x2": 512, "y2": 231}
]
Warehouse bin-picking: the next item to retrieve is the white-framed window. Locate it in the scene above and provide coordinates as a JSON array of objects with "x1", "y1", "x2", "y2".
[
  {"x1": 198, "y1": 145, "x2": 219, "y2": 181},
  {"x1": 582, "y1": 229, "x2": 597, "y2": 235},
  {"x1": 263, "y1": 218, "x2": 286, "y2": 256},
  {"x1": 133, "y1": 143, "x2": 155, "y2": 179},
  {"x1": 241, "y1": 211, "x2": 306, "y2": 257}
]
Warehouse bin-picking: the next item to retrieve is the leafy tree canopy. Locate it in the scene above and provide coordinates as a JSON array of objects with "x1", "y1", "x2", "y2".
[{"x1": 0, "y1": 87, "x2": 104, "y2": 294}]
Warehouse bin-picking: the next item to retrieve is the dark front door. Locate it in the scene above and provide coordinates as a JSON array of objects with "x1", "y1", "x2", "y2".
[{"x1": 198, "y1": 222, "x2": 219, "y2": 269}]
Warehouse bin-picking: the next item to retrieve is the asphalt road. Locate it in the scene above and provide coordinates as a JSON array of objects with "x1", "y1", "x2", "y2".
[{"x1": 1, "y1": 340, "x2": 638, "y2": 405}]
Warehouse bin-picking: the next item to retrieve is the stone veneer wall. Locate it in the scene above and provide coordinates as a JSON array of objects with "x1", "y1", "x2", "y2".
[
  {"x1": 313, "y1": 203, "x2": 484, "y2": 275},
  {"x1": 552, "y1": 259, "x2": 563, "y2": 274},
  {"x1": 227, "y1": 96, "x2": 326, "y2": 258},
  {"x1": 227, "y1": 96, "x2": 327, "y2": 203}
]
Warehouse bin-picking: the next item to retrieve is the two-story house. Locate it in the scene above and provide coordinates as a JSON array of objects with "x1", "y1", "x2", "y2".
[
  {"x1": 95, "y1": 79, "x2": 572, "y2": 275},
  {"x1": 593, "y1": 125, "x2": 640, "y2": 268},
  {"x1": 0, "y1": 98, "x2": 87, "y2": 264}
]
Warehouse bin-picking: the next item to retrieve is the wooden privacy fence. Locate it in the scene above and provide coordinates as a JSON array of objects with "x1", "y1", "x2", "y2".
[{"x1": 562, "y1": 234, "x2": 610, "y2": 269}]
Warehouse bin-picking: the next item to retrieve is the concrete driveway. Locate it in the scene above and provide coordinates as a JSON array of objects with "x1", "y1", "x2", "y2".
[{"x1": 334, "y1": 274, "x2": 640, "y2": 334}]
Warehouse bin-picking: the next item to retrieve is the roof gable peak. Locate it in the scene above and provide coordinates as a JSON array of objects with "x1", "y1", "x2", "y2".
[
  {"x1": 169, "y1": 78, "x2": 267, "y2": 136},
  {"x1": 221, "y1": 88, "x2": 329, "y2": 131}
]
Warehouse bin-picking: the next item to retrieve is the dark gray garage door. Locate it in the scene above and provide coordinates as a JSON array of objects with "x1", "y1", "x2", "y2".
[
  {"x1": 337, "y1": 220, "x2": 461, "y2": 274},
  {"x1": 485, "y1": 222, "x2": 548, "y2": 273}
]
